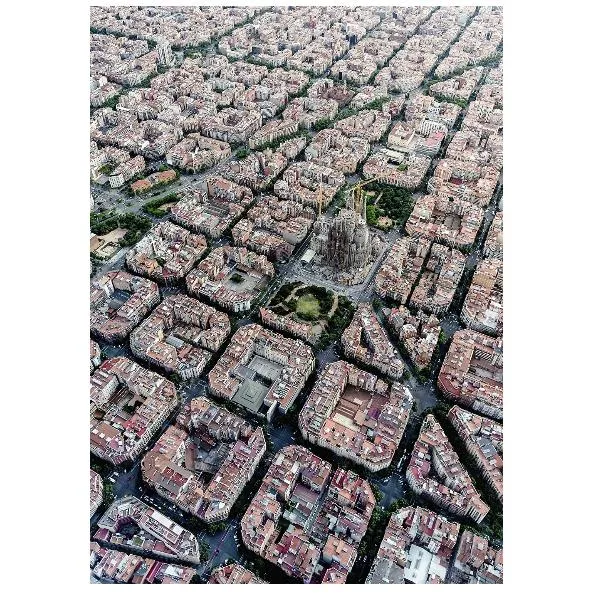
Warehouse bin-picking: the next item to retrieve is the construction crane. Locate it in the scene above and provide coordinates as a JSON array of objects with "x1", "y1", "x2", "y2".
[{"x1": 347, "y1": 176, "x2": 380, "y2": 217}]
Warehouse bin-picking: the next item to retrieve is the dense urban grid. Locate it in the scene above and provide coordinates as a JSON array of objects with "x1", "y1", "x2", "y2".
[{"x1": 90, "y1": 5, "x2": 503, "y2": 585}]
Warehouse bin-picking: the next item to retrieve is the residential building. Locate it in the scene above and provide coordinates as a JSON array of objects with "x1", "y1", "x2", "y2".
[
  {"x1": 126, "y1": 222, "x2": 207, "y2": 284},
  {"x1": 240, "y1": 445, "x2": 375, "y2": 583},
  {"x1": 208, "y1": 324, "x2": 314, "y2": 416},
  {"x1": 90, "y1": 339, "x2": 102, "y2": 374},
  {"x1": 404, "y1": 93, "x2": 461, "y2": 130},
  {"x1": 427, "y1": 158, "x2": 500, "y2": 208},
  {"x1": 448, "y1": 405, "x2": 503, "y2": 503},
  {"x1": 366, "y1": 506, "x2": 460, "y2": 584},
  {"x1": 274, "y1": 161, "x2": 344, "y2": 211},
  {"x1": 208, "y1": 563, "x2": 266, "y2": 584},
  {"x1": 406, "y1": 194, "x2": 484, "y2": 251},
  {"x1": 461, "y1": 259, "x2": 503, "y2": 335},
  {"x1": 299, "y1": 361, "x2": 413, "y2": 471},
  {"x1": 171, "y1": 176, "x2": 253, "y2": 239},
  {"x1": 429, "y1": 66, "x2": 485, "y2": 103},
  {"x1": 166, "y1": 135, "x2": 231, "y2": 173},
  {"x1": 186, "y1": 246, "x2": 274, "y2": 313},
  {"x1": 130, "y1": 294, "x2": 230, "y2": 379},
  {"x1": 90, "y1": 271, "x2": 160, "y2": 343},
  {"x1": 95, "y1": 496, "x2": 200, "y2": 564},
  {"x1": 90, "y1": 470, "x2": 103, "y2": 517},
  {"x1": 386, "y1": 307, "x2": 441, "y2": 372},
  {"x1": 90, "y1": 357, "x2": 178, "y2": 464},
  {"x1": 406, "y1": 415, "x2": 490, "y2": 524},
  {"x1": 450, "y1": 530, "x2": 503, "y2": 584},
  {"x1": 409, "y1": 243, "x2": 466, "y2": 315},
  {"x1": 304, "y1": 129, "x2": 370, "y2": 174},
  {"x1": 374, "y1": 237, "x2": 432, "y2": 304},
  {"x1": 363, "y1": 150, "x2": 431, "y2": 190},
  {"x1": 334, "y1": 109, "x2": 391, "y2": 143},
  {"x1": 483, "y1": 211, "x2": 503, "y2": 259},
  {"x1": 341, "y1": 303, "x2": 404, "y2": 379},
  {"x1": 438, "y1": 329, "x2": 503, "y2": 420},
  {"x1": 232, "y1": 195, "x2": 315, "y2": 261},
  {"x1": 141, "y1": 397, "x2": 266, "y2": 523}
]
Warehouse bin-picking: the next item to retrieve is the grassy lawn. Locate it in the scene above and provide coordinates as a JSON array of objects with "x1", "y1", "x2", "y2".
[{"x1": 295, "y1": 293, "x2": 321, "y2": 320}]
